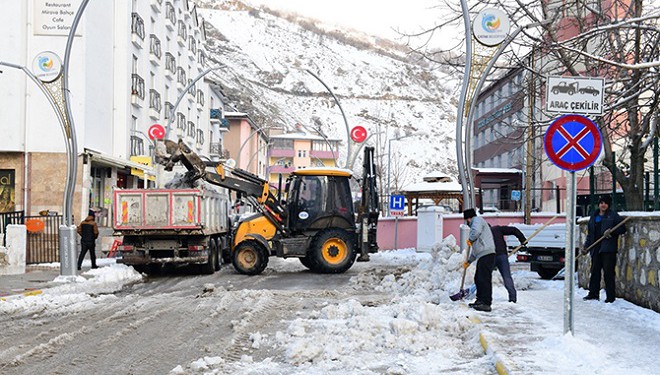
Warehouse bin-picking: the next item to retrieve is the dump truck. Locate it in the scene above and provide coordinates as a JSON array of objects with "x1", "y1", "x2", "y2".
[{"x1": 113, "y1": 186, "x2": 230, "y2": 274}]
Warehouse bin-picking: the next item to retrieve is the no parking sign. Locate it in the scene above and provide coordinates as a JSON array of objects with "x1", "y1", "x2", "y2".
[{"x1": 544, "y1": 114, "x2": 602, "y2": 171}]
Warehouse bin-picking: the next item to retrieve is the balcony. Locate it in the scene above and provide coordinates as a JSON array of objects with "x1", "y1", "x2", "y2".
[
  {"x1": 149, "y1": 89, "x2": 162, "y2": 119},
  {"x1": 269, "y1": 165, "x2": 295, "y2": 174},
  {"x1": 310, "y1": 150, "x2": 337, "y2": 159},
  {"x1": 164, "y1": 101, "x2": 174, "y2": 120},
  {"x1": 187, "y1": 121, "x2": 196, "y2": 138},
  {"x1": 196, "y1": 129, "x2": 204, "y2": 147},
  {"x1": 196, "y1": 90, "x2": 204, "y2": 109},
  {"x1": 177, "y1": 21, "x2": 187, "y2": 46},
  {"x1": 131, "y1": 13, "x2": 145, "y2": 48},
  {"x1": 177, "y1": 67, "x2": 186, "y2": 90},
  {"x1": 198, "y1": 50, "x2": 206, "y2": 66},
  {"x1": 176, "y1": 113, "x2": 186, "y2": 137},
  {"x1": 130, "y1": 135, "x2": 145, "y2": 157},
  {"x1": 131, "y1": 73, "x2": 145, "y2": 106},
  {"x1": 187, "y1": 79, "x2": 195, "y2": 102},
  {"x1": 188, "y1": 37, "x2": 197, "y2": 58},
  {"x1": 210, "y1": 142, "x2": 221, "y2": 156},
  {"x1": 165, "y1": 53, "x2": 176, "y2": 80},
  {"x1": 210, "y1": 108, "x2": 222, "y2": 123},
  {"x1": 150, "y1": 0, "x2": 162, "y2": 12},
  {"x1": 149, "y1": 35, "x2": 161, "y2": 65},
  {"x1": 270, "y1": 149, "x2": 295, "y2": 158},
  {"x1": 165, "y1": 2, "x2": 176, "y2": 31}
]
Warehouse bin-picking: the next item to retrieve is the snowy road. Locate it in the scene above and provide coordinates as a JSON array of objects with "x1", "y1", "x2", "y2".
[
  {"x1": 0, "y1": 242, "x2": 496, "y2": 375},
  {"x1": 3, "y1": 237, "x2": 656, "y2": 374}
]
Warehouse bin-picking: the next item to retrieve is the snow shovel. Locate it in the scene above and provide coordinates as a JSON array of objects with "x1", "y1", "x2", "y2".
[
  {"x1": 507, "y1": 215, "x2": 559, "y2": 257},
  {"x1": 450, "y1": 246, "x2": 472, "y2": 301}
]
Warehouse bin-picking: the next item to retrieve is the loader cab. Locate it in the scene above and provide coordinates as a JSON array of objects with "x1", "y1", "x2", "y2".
[{"x1": 286, "y1": 168, "x2": 356, "y2": 233}]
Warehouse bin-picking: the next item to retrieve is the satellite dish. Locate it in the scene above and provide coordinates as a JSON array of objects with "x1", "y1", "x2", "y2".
[{"x1": 224, "y1": 158, "x2": 236, "y2": 169}]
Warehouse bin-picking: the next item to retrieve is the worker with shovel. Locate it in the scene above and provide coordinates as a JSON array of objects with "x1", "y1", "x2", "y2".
[
  {"x1": 463, "y1": 208, "x2": 496, "y2": 312},
  {"x1": 582, "y1": 195, "x2": 627, "y2": 303}
]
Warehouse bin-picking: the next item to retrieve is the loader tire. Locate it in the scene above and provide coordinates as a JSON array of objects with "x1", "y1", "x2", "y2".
[
  {"x1": 310, "y1": 229, "x2": 356, "y2": 274},
  {"x1": 232, "y1": 240, "x2": 269, "y2": 275},
  {"x1": 299, "y1": 256, "x2": 317, "y2": 271}
]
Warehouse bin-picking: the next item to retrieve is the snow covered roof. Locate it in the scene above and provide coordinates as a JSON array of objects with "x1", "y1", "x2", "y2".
[
  {"x1": 270, "y1": 132, "x2": 341, "y2": 142},
  {"x1": 403, "y1": 179, "x2": 463, "y2": 193},
  {"x1": 473, "y1": 167, "x2": 523, "y2": 174}
]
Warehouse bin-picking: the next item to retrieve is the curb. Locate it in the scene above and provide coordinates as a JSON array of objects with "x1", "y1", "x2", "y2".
[
  {"x1": 468, "y1": 315, "x2": 513, "y2": 375},
  {"x1": 0, "y1": 289, "x2": 44, "y2": 302}
]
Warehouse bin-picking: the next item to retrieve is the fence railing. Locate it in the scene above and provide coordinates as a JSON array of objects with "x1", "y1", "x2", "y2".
[{"x1": 25, "y1": 214, "x2": 62, "y2": 264}]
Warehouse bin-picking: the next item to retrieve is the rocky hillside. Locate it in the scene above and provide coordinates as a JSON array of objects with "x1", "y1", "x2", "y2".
[{"x1": 196, "y1": 0, "x2": 459, "y2": 186}]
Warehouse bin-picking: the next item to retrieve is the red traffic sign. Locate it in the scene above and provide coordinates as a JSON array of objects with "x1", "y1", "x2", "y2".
[
  {"x1": 544, "y1": 114, "x2": 602, "y2": 172},
  {"x1": 350, "y1": 126, "x2": 367, "y2": 143},
  {"x1": 148, "y1": 124, "x2": 165, "y2": 140}
]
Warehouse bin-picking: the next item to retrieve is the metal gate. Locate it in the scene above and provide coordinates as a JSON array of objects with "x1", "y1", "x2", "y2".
[
  {"x1": 0, "y1": 211, "x2": 25, "y2": 247},
  {"x1": 25, "y1": 215, "x2": 62, "y2": 264}
]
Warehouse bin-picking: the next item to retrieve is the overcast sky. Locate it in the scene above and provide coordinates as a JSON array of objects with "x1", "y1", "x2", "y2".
[{"x1": 245, "y1": 0, "x2": 459, "y2": 48}]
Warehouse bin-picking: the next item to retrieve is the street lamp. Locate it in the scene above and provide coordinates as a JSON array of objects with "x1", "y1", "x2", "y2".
[
  {"x1": 304, "y1": 69, "x2": 351, "y2": 168},
  {"x1": 387, "y1": 134, "x2": 412, "y2": 216},
  {"x1": 236, "y1": 124, "x2": 283, "y2": 170},
  {"x1": 165, "y1": 65, "x2": 223, "y2": 140}
]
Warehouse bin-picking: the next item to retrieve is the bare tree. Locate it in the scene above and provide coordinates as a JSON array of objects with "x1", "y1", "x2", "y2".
[{"x1": 407, "y1": 0, "x2": 660, "y2": 210}]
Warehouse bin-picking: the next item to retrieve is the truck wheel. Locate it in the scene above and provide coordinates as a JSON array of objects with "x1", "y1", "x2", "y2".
[
  {"x1": 310, "y1": 229, "x2": 356, "y2": 274},
  {"x1": 201, "y1": 242, "x2": 217, "y2": 275},
  {"x1": 213, "y1": 239, "x2": 221, "y2": 271},
  {"x1": 537, "y1": 266, "x2": 559, "y2": 280},
  {"x1": 232, "y1": 241, "x2": 268, "y2": 275}
]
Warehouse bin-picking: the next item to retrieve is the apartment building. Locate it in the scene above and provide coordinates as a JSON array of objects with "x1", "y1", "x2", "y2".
[
  {"x1": 0, "y1": 0, "x2": 217, "y2": 225},
  {"x1": 222, "y1": 112, "x2": 268, "y2": 179},
  {"x1": 268, "y1": 129, "x2": 340, "y2": 190}
]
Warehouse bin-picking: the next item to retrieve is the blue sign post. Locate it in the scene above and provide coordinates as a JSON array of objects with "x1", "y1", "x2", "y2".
[
  {"x1": 389, "y1": 194, "x2": 405, "y2": 216},
  {"x1": 544, "y1": 114, "x2": 603, "y2": 336}
]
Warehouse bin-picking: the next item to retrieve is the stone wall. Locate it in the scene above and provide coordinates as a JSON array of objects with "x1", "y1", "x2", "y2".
[{"x1": 578, "y1": 215, "x2": 660, "y2": 312}]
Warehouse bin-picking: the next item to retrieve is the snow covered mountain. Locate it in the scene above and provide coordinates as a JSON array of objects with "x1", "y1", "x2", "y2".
[{"x1": 196, "y1": 0, "x2": 459, "y2": 188}]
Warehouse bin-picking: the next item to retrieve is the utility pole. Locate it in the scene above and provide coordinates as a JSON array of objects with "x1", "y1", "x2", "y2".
[{"x1": 524, "y1": 49, "x2": 536, "y2": 224}]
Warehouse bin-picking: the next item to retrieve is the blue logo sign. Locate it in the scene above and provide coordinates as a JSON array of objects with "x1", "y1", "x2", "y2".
[
  {"x1": 511, "y1": 190, "x2": 521, "y2": 201},
  {"x1": 390, "y1": 195, "x2": 405, "y2": 211}
]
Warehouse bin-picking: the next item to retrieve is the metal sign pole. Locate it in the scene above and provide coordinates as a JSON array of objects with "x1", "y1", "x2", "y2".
[{"x1": 564, "y1": 171, "x2": 577, "y2": 334}]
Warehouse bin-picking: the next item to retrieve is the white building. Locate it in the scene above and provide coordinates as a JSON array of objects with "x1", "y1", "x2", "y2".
[{"x1": 0, "y1": 0, "x2": 222, "y2": 226}]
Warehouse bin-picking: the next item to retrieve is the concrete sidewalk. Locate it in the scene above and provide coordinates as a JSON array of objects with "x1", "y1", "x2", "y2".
[{"x1": 0, "y1": 265, "x2": 61, "y2": 298}]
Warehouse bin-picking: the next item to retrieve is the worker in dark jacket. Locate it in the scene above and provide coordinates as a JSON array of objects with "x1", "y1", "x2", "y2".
[
  {"x1": 491, "y1": 225, "x2": 527, "y2": 303},
  {"x1": 77, "y1": 210, "x2": 99, "y2": 270},
  {"x1": 583, "y1": 195, "x2": 626, "y2": 303}
]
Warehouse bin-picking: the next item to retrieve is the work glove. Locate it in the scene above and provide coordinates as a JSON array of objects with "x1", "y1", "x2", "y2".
[
  {"x1": 462, "y1": 262, "x2": 470, "y2": 269},
  {"x1": 580, "y1": 248, "x2": 590, "y2": 256},
  {"x1": 466, "y1": 240, "x2": 473, "y2": 247},
  {"x1": 603, "y1": 229, "x2": 613, "y2": 239}
]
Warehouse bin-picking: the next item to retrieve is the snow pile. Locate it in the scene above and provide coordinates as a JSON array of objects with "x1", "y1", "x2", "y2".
[
  {"x1": 0, "y1": 264, "x2": 143, "y2": 316},
  {"x1": 351, "y1": 235, "x2": 472, "y2": 303},
  {"x1": 174, "y1": 237, "x2": 493, "y2": 374}
]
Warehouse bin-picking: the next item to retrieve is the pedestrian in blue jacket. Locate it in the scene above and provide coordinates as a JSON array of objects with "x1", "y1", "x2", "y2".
[{"x1": 583, "y1": 195, "x2": 626, "y2": 303}]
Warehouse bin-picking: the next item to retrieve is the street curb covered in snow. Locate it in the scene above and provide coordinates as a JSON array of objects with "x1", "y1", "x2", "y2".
[
  {"x1": 469, "y1": 316, "x2": 512, "y2": 375},
  {"x1": 0, "y1": 289, "x2": 43, "y2": 302}
]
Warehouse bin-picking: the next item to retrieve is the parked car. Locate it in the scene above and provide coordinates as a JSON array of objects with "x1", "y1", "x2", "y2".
[{"x1": 578, "y1": 86, "x2": 599, "y2": 96}]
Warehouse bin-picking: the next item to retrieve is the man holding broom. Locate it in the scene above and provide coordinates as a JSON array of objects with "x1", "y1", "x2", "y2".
[{"x1": 463, "y1": 208, "x2": 496, "y2": 312}]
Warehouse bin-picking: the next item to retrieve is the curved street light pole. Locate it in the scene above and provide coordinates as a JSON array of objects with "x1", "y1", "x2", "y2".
[
  {"x1": 304, "y1": 69, "x2": 351, "y2": 168},
  {"x1": 236, "y1": 124, "x2": 281, "y2": 169},
  {"x1": 165, "y1": 65, "x2": 222, "y2": 140},
  {"x1": 298, "y1": 122, "x2": 338, "y2": 167},
  {"x1": 456, "y1": 0, "x2": 474, "y2": 212}
]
